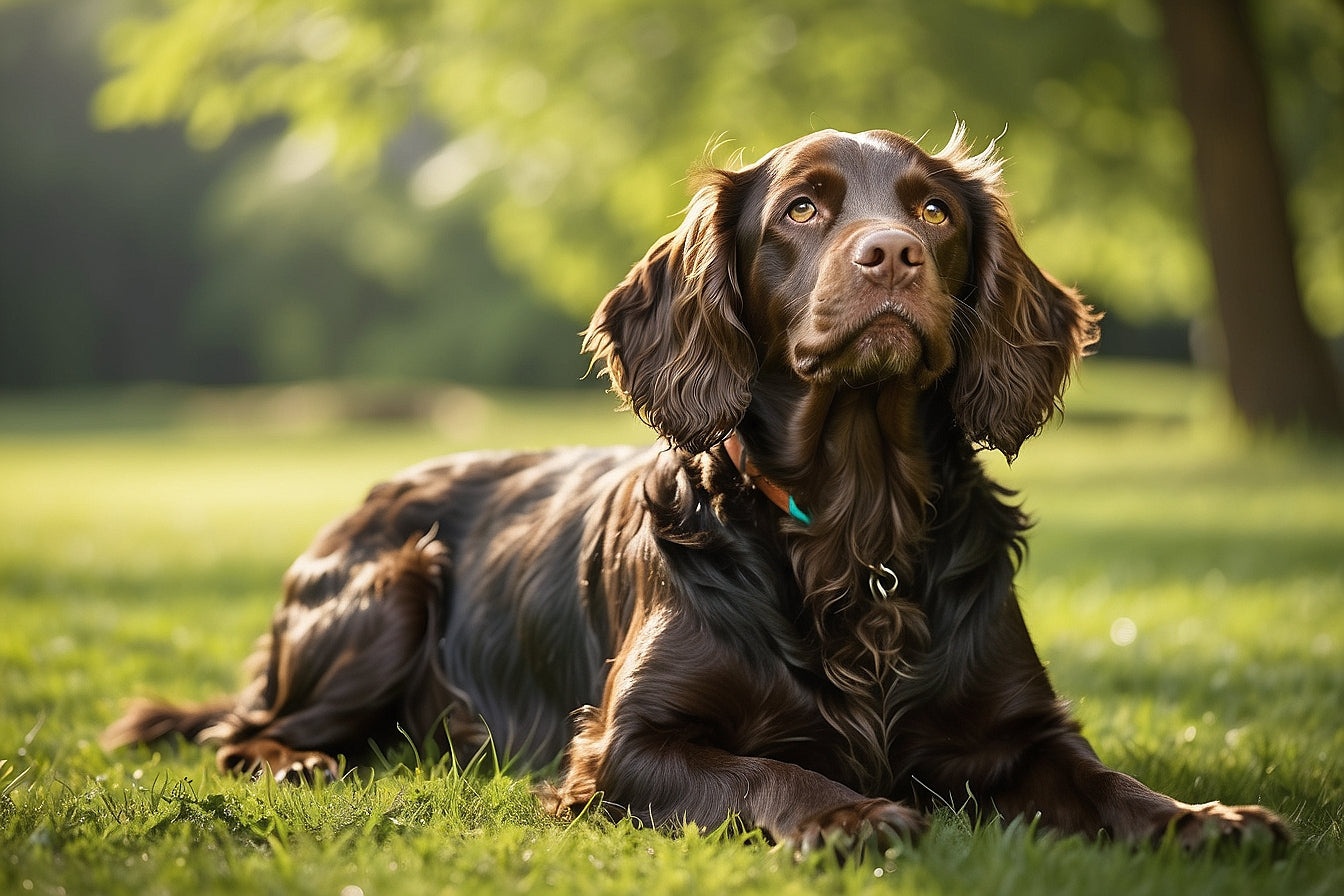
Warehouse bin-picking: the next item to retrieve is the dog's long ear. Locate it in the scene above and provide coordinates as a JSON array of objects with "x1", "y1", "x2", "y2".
[
  {"x1": 941, "y1": 132, "x2": 1101, "y2": 460},
  {"x1": 584, "y1": 171, "x2": 757, "y2": 454}
]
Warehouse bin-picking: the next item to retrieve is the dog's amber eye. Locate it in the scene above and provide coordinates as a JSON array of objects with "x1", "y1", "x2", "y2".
[
  {"x1": 787, "y1": 198, "x2": 817, "y2": 223},
  {"x1": 919, "y1": 199, "x2": 950, "y2": 226}
]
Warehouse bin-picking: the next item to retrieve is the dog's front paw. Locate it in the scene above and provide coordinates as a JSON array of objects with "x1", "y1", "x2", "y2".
[
  {"x1": 788, "y1": 798, "x2": 927, "y2": 859},
  {"x1": 217, "y1": 737, "x2": 340, "y2": 784},
  {"x1": 1168, "y1": 801, "x2": 1290, "y2": 852}
]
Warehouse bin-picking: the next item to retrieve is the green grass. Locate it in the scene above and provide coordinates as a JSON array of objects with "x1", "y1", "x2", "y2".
[{"x1": 2, "y1": 362, "x2": 1342, "y2": 895}]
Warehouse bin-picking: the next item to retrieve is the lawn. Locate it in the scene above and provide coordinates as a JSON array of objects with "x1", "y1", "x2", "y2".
[{"x1": 2, "y1": 362, "x2": 1341, "y2": 895}]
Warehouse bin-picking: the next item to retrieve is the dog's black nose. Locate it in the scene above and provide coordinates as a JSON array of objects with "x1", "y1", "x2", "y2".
[{"x1": 853, "y1": 229, "x2": 924, "y2": 289}]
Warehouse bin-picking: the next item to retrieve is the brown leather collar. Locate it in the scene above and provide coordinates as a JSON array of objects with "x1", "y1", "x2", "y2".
[{"x1": 722, "y1": 432, "x2": 811, "y2": 524}]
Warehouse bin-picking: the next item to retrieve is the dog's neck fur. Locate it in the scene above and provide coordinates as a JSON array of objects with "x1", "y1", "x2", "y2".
[
  {"x1": 735, "y1": 375, "x2": 940, "y2": 791},
  {"x1": 738, "y1": 375, "x2": 938, "y2": 588}
]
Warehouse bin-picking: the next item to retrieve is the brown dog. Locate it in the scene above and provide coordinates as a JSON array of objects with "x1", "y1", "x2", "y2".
[{"x1": 105, "y1": 127, "x2": 1287, "y2": 852}]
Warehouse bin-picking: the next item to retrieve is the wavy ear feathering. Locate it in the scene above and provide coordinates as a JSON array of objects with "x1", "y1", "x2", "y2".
[
  {"x1": 938, "y1": 130, "x2": 1101, "y2": 460},
  {"x1": 583, "y1": 170, "x2": 758, "y2": 454}
]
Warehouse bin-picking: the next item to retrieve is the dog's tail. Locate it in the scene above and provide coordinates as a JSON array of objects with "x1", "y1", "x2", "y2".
[{"x1": 99, "y1": 698, "x2": 236, "y2": 750}]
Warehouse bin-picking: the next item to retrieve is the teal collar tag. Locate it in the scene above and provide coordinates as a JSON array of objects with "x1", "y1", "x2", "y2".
[{"x1": 787, "y1": 495, "x2": 812, "y2": 525}]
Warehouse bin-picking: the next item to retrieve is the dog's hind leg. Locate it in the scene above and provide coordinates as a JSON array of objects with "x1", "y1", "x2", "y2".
[
  {"x1": 219, "y1": 529, "x2": 476, "y2": 780},
  {"x1": 106, "y1": 529, "x2": 479, "y2": 782}
]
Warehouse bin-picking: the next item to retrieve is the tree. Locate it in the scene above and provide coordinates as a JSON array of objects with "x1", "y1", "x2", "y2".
[{"x1": 1158, "y1": 0, "x2": 1344, "y2": 432}]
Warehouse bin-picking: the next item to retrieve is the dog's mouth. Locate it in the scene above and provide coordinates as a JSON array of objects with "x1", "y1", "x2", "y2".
[
  {"x1": 855, "y1": 305, "x2": 921, "y2": 341},
  {"x1": 793, "y1": 303, "x2": 934, "y2": 385}
]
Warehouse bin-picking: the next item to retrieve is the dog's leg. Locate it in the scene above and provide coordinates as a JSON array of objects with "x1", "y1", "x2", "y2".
[
  {"x1": 106, "y1": 530, "x2": 474, "y2": 782},
  {"x1": 541, "y1": 605, "x2": 927, "y2": 853},
  {"x1": 983, "y1": 729, "x2": 1289, "y2": 849},
  {"x1": 216, "y1": 530, "x2": 470, "y2": 781},
  {"x1": 548, "y1": 706, "x2": 926, "y2": 853},
  {"x1": 940, "y1": 601, "x2": 1292, "y2": 849}
]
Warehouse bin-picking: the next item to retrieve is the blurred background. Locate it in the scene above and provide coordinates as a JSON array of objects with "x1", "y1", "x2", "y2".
[{"x1": 1, "y1": 0, "x2": 1341, "y2": 433}]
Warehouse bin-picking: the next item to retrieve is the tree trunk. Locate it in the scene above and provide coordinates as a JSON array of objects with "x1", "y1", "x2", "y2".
[{"x1": 1157, "y1": 0, "x2": 1344, "y2": 434}]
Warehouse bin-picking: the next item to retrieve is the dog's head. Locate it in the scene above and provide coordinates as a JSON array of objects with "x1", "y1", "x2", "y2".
[{"x1": 584, "y1": 127, "x2": 1099, "y2": 458}]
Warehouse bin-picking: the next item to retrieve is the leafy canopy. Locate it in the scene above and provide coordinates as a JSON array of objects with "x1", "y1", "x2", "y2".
[{"x1": 94, "y1": 0, "x2": 1343, "y2": 331}]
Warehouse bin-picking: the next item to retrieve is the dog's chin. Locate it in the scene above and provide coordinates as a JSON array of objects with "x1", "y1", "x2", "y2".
[{"x1": 793, "y1": 319, "x2": 938, "y2": 388}]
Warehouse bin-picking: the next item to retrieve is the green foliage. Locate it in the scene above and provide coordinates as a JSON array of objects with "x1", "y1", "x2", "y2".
[
  {"x1": 0, "y1": 1, "x2": 594, "y2": 388},
  {"x1": 186, "y1": 149, "x2": 589, "y2": 385},
  {"x1": 89, "y1": 0, "x2": 1344, "y2": 331},
  {"x1": 1, "y1": 362, "x2": 1342, "y2": 894},
  {"x1": 5, "y1": 1, "x2": 1340, "y2": 390}
]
